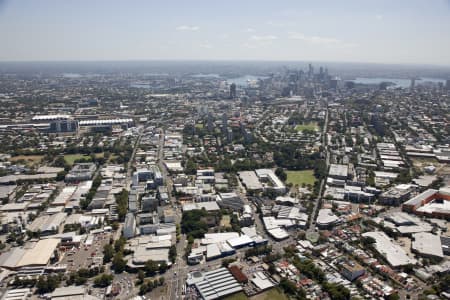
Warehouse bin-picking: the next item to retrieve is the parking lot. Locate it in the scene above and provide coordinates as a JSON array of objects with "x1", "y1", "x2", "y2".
[{"x1": 60, "y1": 231, "x2": 112, "y2": 272}]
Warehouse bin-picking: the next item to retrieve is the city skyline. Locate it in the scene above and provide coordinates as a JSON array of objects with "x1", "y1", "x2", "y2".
[{"x1": 1, "y1": 0, "x2": 450, "y2": 65}]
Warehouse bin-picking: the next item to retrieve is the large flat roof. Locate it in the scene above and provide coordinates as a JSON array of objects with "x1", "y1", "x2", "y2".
[
  {"x1": 362, "y1": 231, "x2": 416, "y2": 267},
  {"x1": 403, "y1": 189, "x2": 438, "y2": 206},
  {"x1": 238, "y1": 171, "x2": 263, "y2": 190},
  {"x1": 189, "y1": 267, "x2": 243, "y2": 300},
  {"x1": 202, "y1": 232, "x2": 239, "y2": 245},
  {"x1": 328, "y1": 164, "x2": 348, "y2": 178},
  {"x1": 78, "y1": 118, "x2": 133, "y2": 125},
  {"x1": 50, "y1": 286, "x2": 85, "y2": 298},
  {"x1": 316, "y1": 209, "x2": 339, "y2": 226},
  {"x1": 412, "y1": 232, "x2": 443, "y2": 258},
  {"x1": 182, "y1": 202, "x2": 220, "y2": 212},
  {"x1": 17, "y1": 238, "x2": 60, "y2": 267}
]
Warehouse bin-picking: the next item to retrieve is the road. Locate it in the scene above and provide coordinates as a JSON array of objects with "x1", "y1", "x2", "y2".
[
  {"x1": 308, "y1": 106, "x2": 329, "y2": 231},
  {"x1": 155, "y1": 128, "x2": 188, "y2": 300},
  {"x1": 125, "y1": 130, "x2": 143, "y2": 191}
]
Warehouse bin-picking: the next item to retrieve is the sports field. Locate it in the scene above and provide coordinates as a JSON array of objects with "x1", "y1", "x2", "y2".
[
  {"x1": 286, "y1": 170, "x2": 316, "y2": 186},
  {"x1": 294, "y1": 122, "x2": 318, "y2": 132}
]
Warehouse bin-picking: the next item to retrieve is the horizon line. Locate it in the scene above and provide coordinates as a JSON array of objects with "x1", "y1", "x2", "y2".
[{"x1": 0, "y1": 59, "x2": 450, "y2": 68}]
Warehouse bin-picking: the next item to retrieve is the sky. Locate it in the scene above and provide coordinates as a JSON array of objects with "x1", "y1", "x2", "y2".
[{"x1": 0, "y1": 0, "x2": 450, "y2": 65}]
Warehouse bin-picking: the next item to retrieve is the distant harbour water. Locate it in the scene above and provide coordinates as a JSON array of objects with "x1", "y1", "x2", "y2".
[
  {"x1": 190, "y1": 73, "x2": 221, "y2": 78},
  {"x1": 130, "y1": 83, "x2": 151, "y2": 89},
  {"x1": 227, "y1": 75, "x2": 269, "y2": 86},
  {"x1": 351, "y1": 77, "x2": 445, "y2": 88},
  {"x1": 131, "y1": 74, "x2": 269, "y2": 88}
]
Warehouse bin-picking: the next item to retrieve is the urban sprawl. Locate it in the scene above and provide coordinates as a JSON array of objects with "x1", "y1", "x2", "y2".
[{"x1": 0, "y1": 64, "x2": 449, "y2": 300}]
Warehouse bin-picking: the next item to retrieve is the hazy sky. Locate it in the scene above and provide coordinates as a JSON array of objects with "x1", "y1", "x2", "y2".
[{"x1": 1, "y1": 0, "x2": 450, "y2": 65}]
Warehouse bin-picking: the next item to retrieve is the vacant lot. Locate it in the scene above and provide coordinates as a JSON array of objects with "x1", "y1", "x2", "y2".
[
  {"x1": 10, "y1": 155, "x2": 44, "y2": 166},
  {"x1": 224, "y1": 292, "x2": 248, "y2": 300},
  {"x1": 286, "y1": 170, "x2": 316, "y2": 186},
  {"x1": 294, "y1": 122, "x2": 318, "y2": 132},
  {"x1": 250, "y1": 289, "x2": 289, "y2": 300},
  {"x1": 220, "y1": 215, "x2": 231, "y2": 228}
]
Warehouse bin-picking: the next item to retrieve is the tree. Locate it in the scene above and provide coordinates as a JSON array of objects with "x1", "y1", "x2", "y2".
[
  {"x1": 53, "y1": 155, "x2": 68, "y2": 168},
  {"x1": 139, "y1": 283, "x2": 148, "y2": 295},
  {"x1": 137, "y1": 270, "x2": 145, "y2": 284},
  {"x1": 56, "y1": 170, "x2": 67, "y2": 181},
  {"x1": 36, "y1": 277, "x2": 49, "y2": 294},
  {"x1": 184, "y1": 159, "x2": 197, "y2": 175},
  {"x1": 158, "y1": 261, "x2": 168, "y2": 273},
  {"x1": 93, "y1": 274, "x2": 114, "y2": 288},
  {"x1": 221, "y1": 258, "x2": 236, "y2": 268},
  {"x1": 323, "y1": 282, "x2": 350, "y2": 300},
  {"x1": 36, "y1": 275, "x2": 59, "y2": 294},
  {"x1": 169, "y1": 245, "x2": 177, "y2": 263},
  {"x1": 103, "y1": 244, "x2": 114, "y2": 263},
  {"x1": 158, "y1": 277, "x2": 165, "y2": 286},
  {"x1": 112, "y1": 253, "x2": 126, "y2": 273},
  {"x1": 386, "y1": 293, "x2": 400, "y2": 300},
  {"x1": 145, "y1": 260, "x2": 158, "y2": 276},
  {"x1": 279, "y1": 278, "x2": 306, "y2": 299},
  {"x1": 275, "y1": 167, "x2": 287, "y2": 181},
  {"x1": 114, "y1": 237, "x2": 126, "y2": 252},
  {"x1": 115, "y1": 189, "x2": 129, "y2": 221},
  {"x1": 181, "y1": 209, "x2": 209, "y2": 239}
]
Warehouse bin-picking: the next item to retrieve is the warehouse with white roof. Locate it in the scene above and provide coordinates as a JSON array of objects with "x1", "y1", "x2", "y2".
[
  {"x1": 186, "y1": 267, "x2": 243, "y2": 300},
  {"x1": 412, "y1": 232, "x2": 444, "y2": 259},
  {"x1": 362, "y1": 231, "x2": 417, "y2": 267}
]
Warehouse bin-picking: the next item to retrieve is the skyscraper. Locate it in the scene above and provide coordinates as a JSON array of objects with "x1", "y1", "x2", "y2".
[
  {"x1": 229, "y1": 83, "x2": 237, "y2": 99},
  {"x1": 222, "y1": 113, "x2": 228, "y2": 133},
  {"x1": 308, "y1": 63, "x2": 314, "y2": 78},
  {"x1": 410, "y1": 78, "x2": 415, "y2": 91}
]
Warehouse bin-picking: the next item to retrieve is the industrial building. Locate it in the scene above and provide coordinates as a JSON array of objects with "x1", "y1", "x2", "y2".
[
  {"x1": 238, "y1": 171, "x2": 263, "y2": 191},
  {"x1": 126, "y1": 235, "x2": 172, "y2": 268},
  {"x1": 78, "y1": 118, "x2": 134, "y2": 132},
  {"x1": 182, "y1": 201, "x2": 220, "y2": 212},
  {"x1": 123, "y1": 213, "x2": 137, "y2": 239},
  {"x1": 51, "y1": 186, "x2": 76, "y2": 207},
  {"x1": 362, "y1": 231, "x2": 417, "y2": 267},
  {"x1": 411, "y1": 232, "x2": 444, "y2": 259},
  {"x1": 27, "y1": 212, "x2": 67, "y2": 235},
  {"x1": 255, "y1": 169, "x2": 286, "y2": 194},
  {"x1": 1, "y1": 288, "x2": 32, "y2": 300},
  {"x1": 379, "y1": 184, "x2": 416, "y2": 206},
  {"x1": 316, "y1": 209, "x2": 339, "y2": 229},
  {"x1": 262, "y1": 216, "x2": 292, "y2": 240},
  {"x1": 382, "y1": 212, "x2": 433, "y2": 235},
  {"x1": 186, "y1": 267, "x2": 243, "y2": 300},
  {"x1": 65, "y1": 163, "x2": 96, "y2": 182},
  {"x1": 32, "y1": 114, "x2": 78, "y2": 133},
  {"x1": 328, "y1": 164, "x2": 349, "y2": 180},
  {"x1": 238, "y1": 169, "x2": 286, "y2": 194},
  {"x1": 0, "y1": 238, "x2": 60, "y2": 270},
  {"x1": 217, "y1": 192, "x2": 245, "y2": 211},
  {"x1": 402, "y1": 187, "x2": 450, "y2": 218}
]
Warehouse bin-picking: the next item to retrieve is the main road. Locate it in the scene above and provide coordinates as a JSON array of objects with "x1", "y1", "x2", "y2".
[
  {"x1": 308, "y1": 106, "x2": 329, "y2": 231},
  {"x1": 155, "y1": 128, "x2": 188, "y2": 300},
  {"x1": 125, "y1": 129, "x2": 143, "y2": 191}
]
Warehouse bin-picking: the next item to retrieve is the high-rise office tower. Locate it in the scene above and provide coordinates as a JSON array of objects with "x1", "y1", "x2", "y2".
[
  {"x1": 229, "y1": 83, "x2": 237, "y2": 99},
  {"x1": 410, "y1": 78, "x2": 415, "y2": 91}
]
